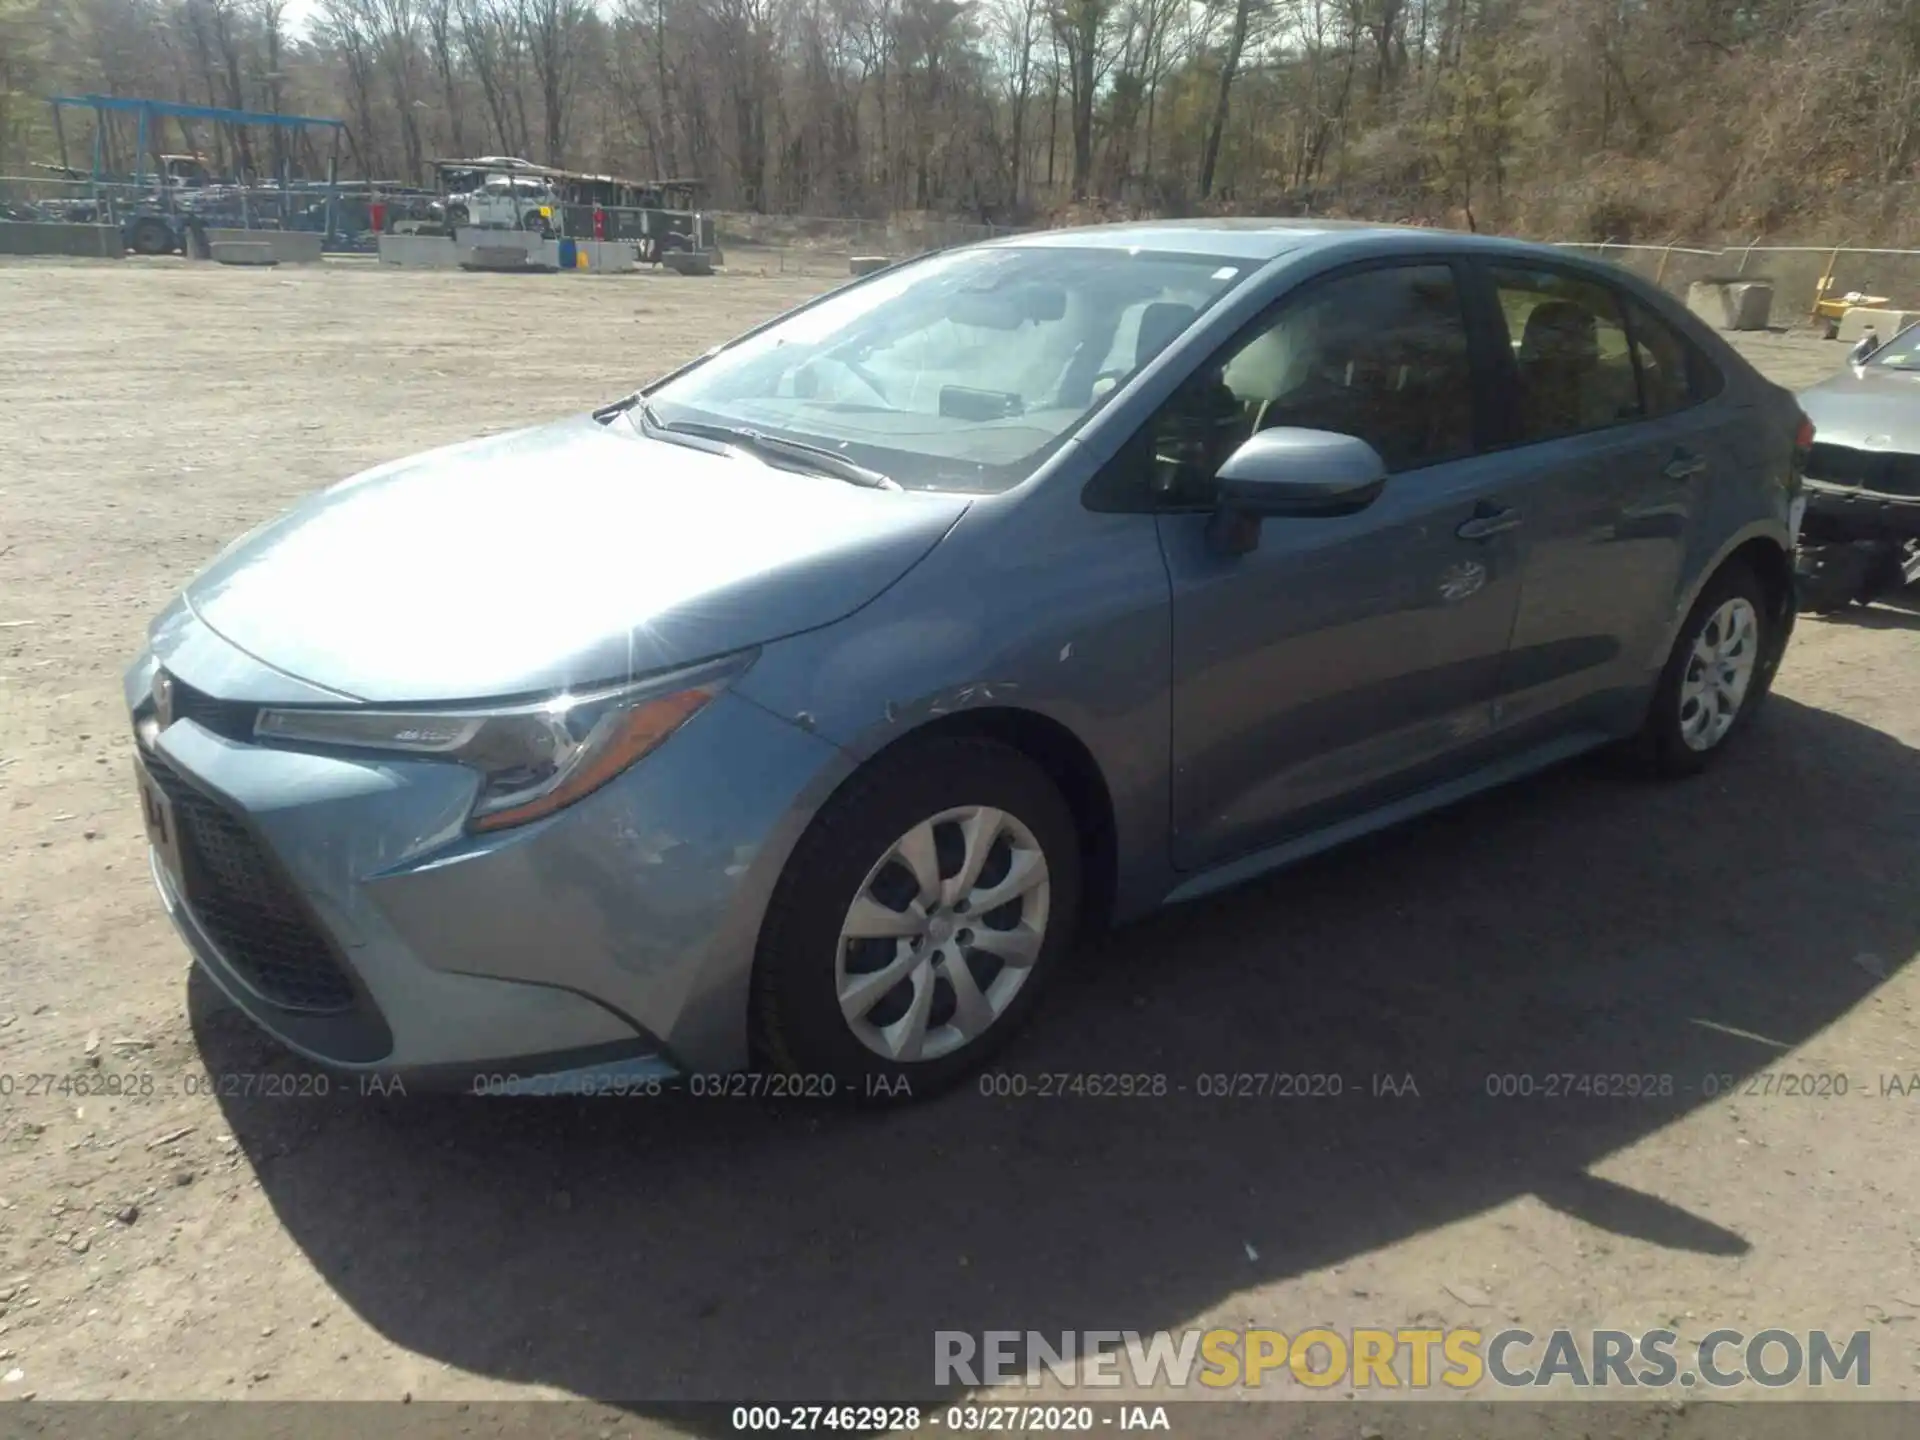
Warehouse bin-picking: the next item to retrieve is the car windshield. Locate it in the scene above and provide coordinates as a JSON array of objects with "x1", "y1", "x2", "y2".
[
  {"x1": 644, "y1": 244, "x2": 1252, "y2": 491},
  {"x1": 1867, "y1": 324, "x2": 1920, "y2": 370}
]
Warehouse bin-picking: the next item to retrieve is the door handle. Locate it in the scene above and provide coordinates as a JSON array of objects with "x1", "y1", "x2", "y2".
[
  {"x1": 1456, "y1": 506, "x2": 1522, "y2": 541},
  {"x1": 1663, "y1": 450, "x2": 1708, "y2": 481}
]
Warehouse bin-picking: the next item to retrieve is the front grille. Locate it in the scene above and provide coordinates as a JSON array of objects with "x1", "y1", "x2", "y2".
[
  {"x1": 1805, "y1": 442, "x2": 1920, "y2": 498},
  {"x1": 170, "y1": 679, "x2": 258, "y2": 742},
  {"x1": 144, "y1": 754, "x2": 356, "y2": 1014}
]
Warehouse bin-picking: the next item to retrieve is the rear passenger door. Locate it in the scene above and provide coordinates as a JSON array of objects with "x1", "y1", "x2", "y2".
[{"x1": 1467, "y1": 262, "x2": 1720, "y2": 737}]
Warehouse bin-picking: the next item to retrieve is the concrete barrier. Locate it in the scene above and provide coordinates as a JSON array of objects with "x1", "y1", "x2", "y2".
[
  {"x1": 850, "y1": 255, "x2": 889, "y2": 276},
  {"x1": 211, "y1": 241, "x2": 277, "y2": 267},
  {"x1": 456, "y1": 227, "x2": 546, "y2": 260},
  {"x1": 203, "y1": 228, "x2": 321, "y2": 264},
  {"x1": 462, "y1": 244, "x2": 553, "y2": 273},
  {"x1": 379, "y1": 229, "x2": 631, "y2": 273},
  {"x1": 568, "y1": 239, "x2": 638, "y2": 272},
  {"x1": 1685, "y1": 279, "x2": 1773, "y2": 331},
  {"x1": 1837, "y1": 307, "x2": 1920, "y2": 344},
  {"x1": 377, "y1": 233, "x2": 461, "y2": 269},
  {"x1": 663, "y1": 250, "x2": 714, "y2": 276},
  {"x1": 0, "y1": 222, "x2": 123, "y2": 258}
]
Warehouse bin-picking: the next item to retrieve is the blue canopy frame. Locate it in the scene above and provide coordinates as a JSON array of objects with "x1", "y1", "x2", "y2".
[{"x1": 48, "y1": 94, "x2": 348, "y2": 240}]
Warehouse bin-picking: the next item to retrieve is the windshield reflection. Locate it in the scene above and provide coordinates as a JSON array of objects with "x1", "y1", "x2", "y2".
[{"x1": 647, "y1": 246, "x2": 1249, "y2": 492}]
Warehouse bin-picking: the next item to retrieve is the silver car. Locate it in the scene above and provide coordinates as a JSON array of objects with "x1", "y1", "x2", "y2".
[
  {"x1": 1793, "y1": 322, "x2": 1920, "y2": 610},
  {"x1": 127, "y1": 221, "x2": 1805, "y2": 1097}
]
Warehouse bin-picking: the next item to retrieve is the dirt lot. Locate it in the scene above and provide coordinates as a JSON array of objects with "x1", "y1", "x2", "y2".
[{"x1": 2, "y1": 259, "x2": 1918, "y2": 1423}]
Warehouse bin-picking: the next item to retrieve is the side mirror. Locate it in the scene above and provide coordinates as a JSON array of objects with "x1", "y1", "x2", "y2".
[{"x1": 1206, "y1": 427, "x2": 1388, "y2": 555}]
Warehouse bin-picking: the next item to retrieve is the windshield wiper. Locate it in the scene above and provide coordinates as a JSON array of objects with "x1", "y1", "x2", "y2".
[
  {"x1": 592, "y1": 390, "x2": 643, "y2": 423},
  {"x1": 635, "y1": 399, "x2": 899, "y2": 490}
]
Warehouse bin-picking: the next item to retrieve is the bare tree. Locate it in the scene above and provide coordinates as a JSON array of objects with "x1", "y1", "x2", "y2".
[
  {"x1": 517, "y1": 0, "x2": 587, "y2": 161},
  {"x1": 1049, "y1": 0, "x2": 1115, "y2": 197},
  {"x1": 29, "y1": 0, "x2": 1920, "y2": 243},
  {"x1": 422, "y1": 0, "x2": 468, "y2": 153},
  {"x1": 1198, "y1": 0, "x2": 1262, "y2": 198}
]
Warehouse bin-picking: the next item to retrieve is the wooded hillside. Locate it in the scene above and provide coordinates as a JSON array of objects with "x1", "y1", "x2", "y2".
[{"x1": 5, "y1": 0, "x2": 1918, "y2": 242}]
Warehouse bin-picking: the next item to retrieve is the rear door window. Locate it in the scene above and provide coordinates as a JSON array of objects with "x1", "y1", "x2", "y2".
[{"x1": 1488, "y1": 266, "x2": 1642, "y2": 442}]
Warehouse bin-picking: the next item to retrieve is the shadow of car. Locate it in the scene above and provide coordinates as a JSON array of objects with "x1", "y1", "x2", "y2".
[{"x1": 194, "y1": 695, "x2": 1915, "y2": 1415}]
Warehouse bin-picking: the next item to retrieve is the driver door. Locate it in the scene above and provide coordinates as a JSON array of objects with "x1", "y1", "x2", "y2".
[{"x1": 1144, "y1": 260, "x2": 1527, "y2": 873}]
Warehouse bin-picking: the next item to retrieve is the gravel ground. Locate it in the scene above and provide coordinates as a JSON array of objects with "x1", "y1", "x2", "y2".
[{"x1": 1, "y1": 258, "x2": 1916, "y2": 1425}]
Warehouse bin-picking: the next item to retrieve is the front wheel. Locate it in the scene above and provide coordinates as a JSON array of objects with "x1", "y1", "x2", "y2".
[
  {"x1": 751, "y1": 737, "x2": 1082, "y2": 1098},
  {"x1": 1637, "y1": 563, "x2": 1773, "y2": 776},
  {"x1": 1795, "y1": 540, "x2": 1878, "y2": 613}
]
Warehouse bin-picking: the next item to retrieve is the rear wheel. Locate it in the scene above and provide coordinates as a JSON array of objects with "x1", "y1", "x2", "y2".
[
  {"x1": 752, "y1": 737, "x2": 1081, "y2": 1098},
  {"x1": 1637, "y1": 562, "x2": 1772, "y2": 776}
]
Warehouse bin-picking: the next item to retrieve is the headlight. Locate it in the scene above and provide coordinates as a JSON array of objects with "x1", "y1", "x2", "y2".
[{"x1": 253, "y1": 652, "x2": 750, "y2": 832}]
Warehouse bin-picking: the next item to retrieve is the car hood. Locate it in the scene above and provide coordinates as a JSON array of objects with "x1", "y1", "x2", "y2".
[
  {"x1": 181, "y1": 414, "x2": 968, "y2": 703},
  {"x1": 1799, "y1": 367, "x2": 1920, "y2": 450}
]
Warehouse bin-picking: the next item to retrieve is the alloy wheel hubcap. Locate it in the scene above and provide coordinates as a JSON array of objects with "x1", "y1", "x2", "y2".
[
  {"x1": 835, "y1": 806, "x2": 1051, "y2": 1063},
  {"x1": 1679, "y1": 597, "x2": 1759, "y2": 752}
]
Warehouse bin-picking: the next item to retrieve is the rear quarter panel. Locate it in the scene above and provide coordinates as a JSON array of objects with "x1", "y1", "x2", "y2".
[{"x1": 1649, "y1": 301, "x2": 1798, "y2": 672}]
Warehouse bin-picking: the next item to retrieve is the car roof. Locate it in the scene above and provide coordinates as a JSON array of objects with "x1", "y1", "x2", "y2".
[{"x1": 980, "y1": 217, "x2": 1580, "y2": 266}]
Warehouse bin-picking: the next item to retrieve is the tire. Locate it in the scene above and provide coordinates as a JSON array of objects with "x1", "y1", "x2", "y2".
[
  {"x1": 1795, "y1": 538, "x2": 1906, "y2": 612},
  {"x1": 1638, "y1": 561, "x2": 1772, "y2": 777},
  {"x1": 1795, "y1": 541, "x2": 1868, "y2": 613},
  {"x1": 1859, "y1": 541, "x2": 1912, "y2": 604},
  {"x1": 126, "y1": 217, "x2": 174, "y2": 256},
  {"x1": 751, "y1": 736, "x2": 1082, "y2": 1099}
]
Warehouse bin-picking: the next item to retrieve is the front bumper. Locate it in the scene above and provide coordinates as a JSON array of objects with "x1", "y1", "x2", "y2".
[
  {"x1": 126, "y1": 614, "x2": 851, "y2": 1084},
  {"x1": 1801, "y1": 478, "x2": 1920, "y2": 542}
]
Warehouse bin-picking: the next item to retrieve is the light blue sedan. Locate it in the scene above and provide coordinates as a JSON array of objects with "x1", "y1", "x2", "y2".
[{"x1": 128, "y1": 220, "x2": 1805, "y2": 1097}]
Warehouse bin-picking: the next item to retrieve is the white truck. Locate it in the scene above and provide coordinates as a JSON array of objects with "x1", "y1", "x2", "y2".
[{"x1": 438, "y1": 160, "x2": 556, "y2": 233}]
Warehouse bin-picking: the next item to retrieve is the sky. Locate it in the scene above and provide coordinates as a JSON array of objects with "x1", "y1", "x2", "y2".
[{"x1": 283, "y1": 0, "x2": 319, "y2": 38}]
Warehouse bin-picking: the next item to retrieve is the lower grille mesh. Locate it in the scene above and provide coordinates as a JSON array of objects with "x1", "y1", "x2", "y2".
[{"x1": 145, "y1": 753, "x2": 356, "y2": 1014}]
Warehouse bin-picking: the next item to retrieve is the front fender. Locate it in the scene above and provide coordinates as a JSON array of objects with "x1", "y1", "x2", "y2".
[{"x1": 732, "y1": 492, "x2": 1178, "y2": 921}]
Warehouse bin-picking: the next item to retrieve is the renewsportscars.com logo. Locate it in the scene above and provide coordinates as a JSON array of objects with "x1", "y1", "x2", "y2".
[{"x1": 934, "y1": 1327, "x2": 1872, "y2": 1391}]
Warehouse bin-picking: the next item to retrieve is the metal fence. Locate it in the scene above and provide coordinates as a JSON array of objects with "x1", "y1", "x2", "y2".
[
  {"x1": 0, "y1": 173, "x2": 407, "y2": 251},
  {"x1": 7, "y1": 173, "x2": 1920, "y2": 312},
  {"x1": 714, "y1": 226, "x2": 1920, "y2": 312},
  {"x1": 709, "y1": 210, "x2": 1027, "y2": 277},
  {"x1": 1553, "y1": 242, "x2": 1920, "y2": 323}
]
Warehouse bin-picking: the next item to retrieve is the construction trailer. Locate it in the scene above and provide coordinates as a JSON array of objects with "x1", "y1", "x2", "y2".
[{"x1": 40, "y1": 94, "x2": 352, "y2": 252}]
